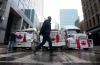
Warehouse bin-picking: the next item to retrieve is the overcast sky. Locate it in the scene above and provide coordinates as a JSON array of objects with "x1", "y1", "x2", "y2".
[{"x1": 44, "y1": 0, "x2": 83, "y2": 28}]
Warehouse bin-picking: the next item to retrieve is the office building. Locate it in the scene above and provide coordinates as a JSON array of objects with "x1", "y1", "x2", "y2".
[
  {"x1": 0, "y1": 0, "x2": 44, "y2": 44},
  {"x1": 33, "y1": 0, "x2": 44, "y2": 22},
  {"x1": 75, "y1": 17, "x2": 80, "y2": 28},
  {"x1": 81, "y1": 0, "x2": 100, "y2": 45},
  {"x1": 80, "y1": 20, "x2": 87, "y2": 32}
]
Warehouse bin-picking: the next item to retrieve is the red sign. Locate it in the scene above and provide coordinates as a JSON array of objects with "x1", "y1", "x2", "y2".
[
  {"x1": 81, "y1": 41, "x2": 86, "y2": 45},
  {"x1": 56, "y1": 34, "x2": 60, "y2": 43},
  {"x1": 16, "y1": 35, "x2": 23, "y2": 39}
]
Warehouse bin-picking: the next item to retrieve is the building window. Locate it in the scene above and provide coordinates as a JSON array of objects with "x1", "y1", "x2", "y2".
[
  {"x1": 87, "y1": 10, "x2": 90, "y2": 18},
  {"x1": 22, "y1": 21, "x2": 29, "y2": 29},
  {"x1": 25, "y1": 9, "x2": 31, "y2": 19},
  {"x1": 99, "y1": 31, "x2": 100, "y2": 37},
  {"x1": 89, "y1": 0, "x2": 93, "y2": 5},
  {"x1": 84, "y1": 13, "x2": 87, "y2": 20},
  {"x1": 94, "y1": 4, "x2": 98, "y2": 12},
  {"x1": 88, "y1": 21, "x2": 90, "y2": 29},
  {"x1": 89, "y1": 9, "x2": 92, "y2": 17},
  {"x1": 93, "y1": 17, "x2": 95, "y2": 27},
  {"x1": 89, "y1": 19, "x2": 92, "y2": 28},
  {"x1": 86, "y1": 22, "x2": 89, "y2": 30},
  {"x1": 91, "y1": 7, "x2": 93, "y2": 15},
  {"x1": 31, "y1": 9, "x2": 34, "y2": 23},
  {"x1": 18, "y1": 1, "x2": 24, "y2": 12},
  {"x1": 13, "y1": 0, "x2": 19, "y2": 6},
  {"x1": 96, "y1": 14, "x2": 100, "y2": 24}
]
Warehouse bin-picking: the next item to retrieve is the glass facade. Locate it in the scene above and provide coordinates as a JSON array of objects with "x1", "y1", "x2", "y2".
[
  {"x1": 24, "y1": 9, "x2": 35, "y2": 23},
  {"x1": 25, "y1": 9, "x2": 31, "y2": 19},
  {"x1": 13, "y1": 0, "x2": 35, "y2": 23},
  {"x1": 60, "y1": 9, "x2": 79, "y2": 28},
  {"x1": 13, "y1": 0, "x2": 33, "y2": 10},
  {"x1": 31, "y1": 9, "x2": 35, "y2": 23}
]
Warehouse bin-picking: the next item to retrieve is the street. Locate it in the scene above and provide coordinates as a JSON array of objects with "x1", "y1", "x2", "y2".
[
  {"x1": 0, "y1": 49, "x2": 100, "y2": 65},
  {"x1": 1, "y1": 0, "x2": 100, "y2": 65}
]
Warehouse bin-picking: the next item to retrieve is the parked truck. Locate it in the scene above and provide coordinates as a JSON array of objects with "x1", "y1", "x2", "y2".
[
  {"x1": 13, "y1": 28, "x2": 38, "y2": 50},
  {"x1": 43, "y1": 30, "x2": 66, "y2": 49},
  {"x1": 66, "y1": 33, "x2": 93, "y2": 50}
]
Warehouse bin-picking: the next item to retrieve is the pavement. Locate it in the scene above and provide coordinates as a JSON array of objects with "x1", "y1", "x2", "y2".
[
  {"x1": 93, "y1": 46, "x2": 100, "y2": 54},
  {"x1": 0, "y1": 50, "x2": 100, "y2": 65},
  {"x1": 0, "y1": 45, "x2": 100, "y2": 65},
  {"x1": 0, "y1": 44, "x2": 8, "y2": 54},
  {"x1": 0, "y1": 44, "x2": 100, "y2": 53}
]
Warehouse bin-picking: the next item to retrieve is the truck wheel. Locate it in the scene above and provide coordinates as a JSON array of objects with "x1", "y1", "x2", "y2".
[
  {"x1": 13, "y1": 47, "x2": 17, "y2": 50},
  {"x1": 60, "y1": 46, "x2": 63, "y2": 50},
  {"x1": 84, "y1": 48, "x2": 89, "y2": 50}
]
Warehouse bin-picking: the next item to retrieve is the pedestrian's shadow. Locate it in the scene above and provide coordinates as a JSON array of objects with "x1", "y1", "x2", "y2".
[
  {"x1": 31, "y1": 51, "x2": 53, "y2": 62},
  {"x1": 48, "y1": 52, "x2": 53, "y2": 62}
]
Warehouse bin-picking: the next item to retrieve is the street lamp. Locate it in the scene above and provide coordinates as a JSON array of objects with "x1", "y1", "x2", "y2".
[{"x1": 0, "y1": 16, "x2": 5, "y2": 23}]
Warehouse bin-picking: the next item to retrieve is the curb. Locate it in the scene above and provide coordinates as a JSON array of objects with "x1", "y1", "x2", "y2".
[{"x1": 94, "y1": 51, "x2": 100, "y2": 54}]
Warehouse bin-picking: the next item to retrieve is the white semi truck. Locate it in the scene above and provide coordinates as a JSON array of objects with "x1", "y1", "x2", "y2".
[
  {"x1": 66, "y1": 33, "x2": 93, "y2": 50},
  {"x1": 13, "y1": 28, "x2": 38, "y2": 50},
  {"x1": 43, "y1": 30, "x2": 66, "y2": 49}
]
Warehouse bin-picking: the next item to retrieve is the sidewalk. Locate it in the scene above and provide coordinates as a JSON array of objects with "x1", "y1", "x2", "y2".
[
  {"x1": 0, "y1": 44, "x2": 8, "y2": 54},
  {"x1": 93, "y1": 46, "x2": 100, "y2": 54}
]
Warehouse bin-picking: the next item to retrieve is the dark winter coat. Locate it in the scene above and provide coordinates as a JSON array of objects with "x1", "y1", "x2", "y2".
[
  {"x1": 9, "y1": 33, "x2": 16, "y2": 42},
  {"x1": 39, "y1": 19, "x2": 51, "y2": 35}
]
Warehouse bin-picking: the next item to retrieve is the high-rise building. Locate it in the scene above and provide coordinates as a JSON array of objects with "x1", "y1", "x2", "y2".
[
  {"x1": 81, "y1": 0, "x2": 100, "y2": 45},
  {"x1": 55, "y1": 22, "x2": 59, "y2": 30},
  {"x1": 0, "y1": 0, "x2": 44, "y2": 44},
  {"x1": 32, "y1": 0, "x2": 44, "y2": 31},
  {"x1": 33, "y1": 0, "x2": 44, "y2": 22},
  {"x1": 80, "y1": 20, "x2": 87, "y2": 32},
  {"x1": 60, "y1": 9, "x2": 79, "y2": 28},
  {"x1": 75, "y1": 17, "x2": 80, "y2": 28}
]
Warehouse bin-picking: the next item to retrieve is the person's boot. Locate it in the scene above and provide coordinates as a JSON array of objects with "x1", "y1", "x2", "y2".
[{"x1": 33, "y1": 47, "x2": 39, "y2": 54}]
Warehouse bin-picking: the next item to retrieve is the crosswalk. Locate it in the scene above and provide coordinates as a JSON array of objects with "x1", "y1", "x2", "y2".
[
  {"x1": 0, "y1": 52, "x2": 25, "y2": 58},
  {"x1": 0, "y1": 51, "x2": 100, "y2": 64}
]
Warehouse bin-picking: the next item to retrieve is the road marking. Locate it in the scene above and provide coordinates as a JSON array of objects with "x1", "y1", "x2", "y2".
[
  {"x1": 0, "y1": 51, "x2": 99, "y2": 64},
  {"x1": 62, "y1": 52, "x2": 91, "y2": 63},
  {"x1": 0, "y1": 52, "x2": 25, "y2": 58}
]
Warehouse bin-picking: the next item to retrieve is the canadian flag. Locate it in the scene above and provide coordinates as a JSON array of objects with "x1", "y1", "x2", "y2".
[
  {"x1": 76, "y1": 39, "x2": 80, "y2": 48},
  {"x1": 16, "y1": 34, "x2": 23, "y2": 42},
  {"x1": 55, "y1": 34, "x2": 60, "y2": 43},
  {"x1": 87, "y1": 39, "x2": 91, "y2": 47},
  {"x1": 23, "y1": 34, "x2": 26, "y2": 42}
]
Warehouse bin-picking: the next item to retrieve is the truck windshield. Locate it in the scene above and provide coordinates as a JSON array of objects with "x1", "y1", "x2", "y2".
[
  {"x1": 78, "y1": 36, "x2": 87, "y2": 40},
  {"x1": 27, "y1": 31, "x2": 33, "y2": 34}
]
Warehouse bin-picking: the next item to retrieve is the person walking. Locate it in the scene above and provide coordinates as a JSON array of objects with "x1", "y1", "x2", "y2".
[
  {"x1": 8, "y1": 32, "x2": 16, "y2": 52},
  {"x1": 34, "y1": 16, "x2": 52, "y2": 53}
]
